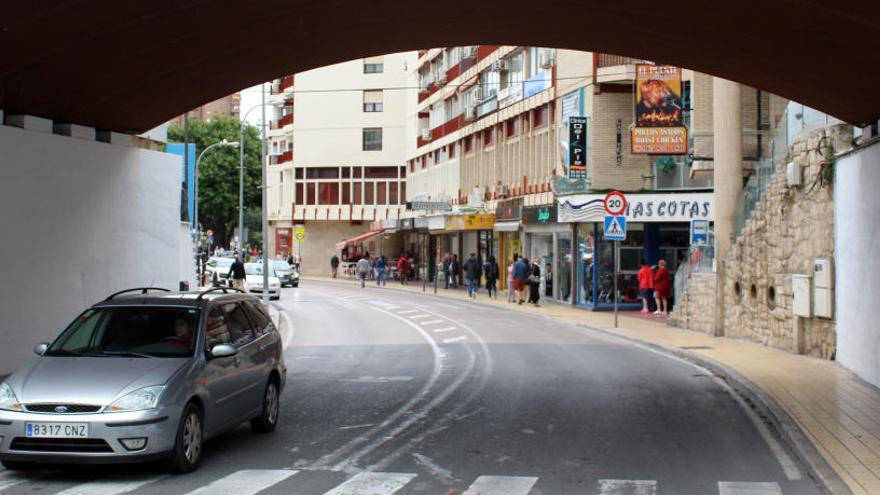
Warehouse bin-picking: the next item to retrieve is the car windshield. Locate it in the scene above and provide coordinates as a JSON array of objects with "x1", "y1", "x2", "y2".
[
  {"x1": 272, "y1": 261, "x2": 291, "y2": 271},
  {"x1": 46, "y1": 306, "x2": 200, "y2": 358},
  {"x1": 245, "y1": 263, "x2": 264, "y2": 276},
  {"x1": 213, "y1": 258, "x2": 234, "y2": 269}
]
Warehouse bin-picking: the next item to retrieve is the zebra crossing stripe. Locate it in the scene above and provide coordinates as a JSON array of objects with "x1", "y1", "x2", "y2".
[
  {"x1": 419, "y1": 320, "x2": 445, "y2": 325},
  {"x1": 55, "y1": 474, "x2": 170, "y2": 495},
  {"x1": 718, "y1": 481, "x2": 783, "y2": 495},
  {"x1": 409, "y1": 314, "x2": 431, "y2": 319},
  {"x1": 594, "y1": 479, "x2": 657, "y2": 495},
  {"x1": 432, "y1": 327, "x2": 457, "y2": 333},
  {"x1": 184, "y1": 469, "x2": 299, "y2": 495},
  {"x1": 442, "y1": 336, "x2": 468, "y2": 344},
  {"x1": 323, "y1": 472, "x2": 417, "y2": 495},
  {"x1": 396, "y1": 310, "x2": 418, "y2": 314},
  {"x1": 463, "y1": 475, "x2": 539, "y2": 495}
]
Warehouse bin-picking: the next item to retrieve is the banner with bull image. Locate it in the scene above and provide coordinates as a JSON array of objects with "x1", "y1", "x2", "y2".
[{"x1": 631, "y1": 64, "x2": 687, "y2": 154}]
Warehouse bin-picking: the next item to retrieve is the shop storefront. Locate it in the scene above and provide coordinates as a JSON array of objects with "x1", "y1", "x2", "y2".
[
  {"x1": 493, "y1": 202, "x2": 522, "y2": 289},
  {"x1": 521, "y1": 205, "x2": 570, "y2": 302},
  {"x1": 558, "y1": 192, "x2": 714, "y2": 310}
]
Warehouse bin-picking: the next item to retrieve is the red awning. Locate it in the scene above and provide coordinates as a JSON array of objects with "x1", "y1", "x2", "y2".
[{"x1": 336, "y1": 230, "x2": 384, "y2": 250}]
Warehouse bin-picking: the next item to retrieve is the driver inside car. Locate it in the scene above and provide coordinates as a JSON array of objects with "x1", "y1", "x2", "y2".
[{"x1": 162, "y1": 317, "x2": 193, "y2": 349}]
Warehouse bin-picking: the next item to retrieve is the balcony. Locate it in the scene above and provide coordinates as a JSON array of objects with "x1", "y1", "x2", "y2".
[
  {"x1": 272, "y1": 113, "x2": 294, "y2": 130},
  {"x1": 270, "y1": 150, "x2": 293, "y2": 165},
  {"x1": 273, "y1": 75, "x2": 294, "y2": 94},
  {"x1": 595, "y1": 53, "x2": 643, "y2": 68},
  {"x1": 418, "y1": 82, "x2": 441, "y2": 104}
]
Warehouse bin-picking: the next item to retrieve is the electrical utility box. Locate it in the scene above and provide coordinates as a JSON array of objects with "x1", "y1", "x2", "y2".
[
  {"x1": 792, "y1": 274, "x2": 811, "y2": 317},
  {"x1": 813, "y1": 258, "x2": 833, "y2": 318}
]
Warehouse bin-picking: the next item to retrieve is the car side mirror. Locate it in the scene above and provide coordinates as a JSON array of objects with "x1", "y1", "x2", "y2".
[
  {"x1": 210, "y1": 344, "x2": 237, "y2": 359},
  {"x1": 33, "y1": 343, "x2": 49, "y2": 356}
]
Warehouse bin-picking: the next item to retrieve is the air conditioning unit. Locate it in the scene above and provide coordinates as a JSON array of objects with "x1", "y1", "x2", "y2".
[
  {"x1": 491, "y1": 60, "x2": 509, "y2": 72},
  {"x1": 421, "y1": 129, "x2": 432, "y2": 141},
  {"x1": 539, "y1": 51, "x2": 556, "y2": 69}
]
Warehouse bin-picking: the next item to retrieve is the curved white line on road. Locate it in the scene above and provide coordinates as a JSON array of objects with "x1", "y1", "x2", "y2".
[
  {"x1": 331, "y1": 307, "x2": 478, "y2": 473},
  {"x1": 310, "y1": 306, "x2": 444, "y2": 471}
]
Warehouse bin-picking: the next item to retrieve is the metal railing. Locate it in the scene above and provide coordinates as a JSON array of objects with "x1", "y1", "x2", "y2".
[{"x1": 674, "y1": 244, "x2": 715, "y2": 301}]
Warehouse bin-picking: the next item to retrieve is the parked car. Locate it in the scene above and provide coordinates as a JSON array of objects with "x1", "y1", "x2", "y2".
[
  {"x1": 205, "y1": 257, "x2": 234, "y2": 287},
  {"x1": 244, "y1": 264, "x2": 281, "y2": 300},
  {"x1": 0, "y1": 287, "x2": 286, "y2": 473},
  {"x1": 271, "y1": 260, "x2": 299, "y2": 288}
]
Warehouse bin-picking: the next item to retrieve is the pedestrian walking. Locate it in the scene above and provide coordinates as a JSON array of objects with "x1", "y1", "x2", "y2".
[
  {"x1": 637, "y1": 259, "x2": 655, "y2": 313},
  {"x1": 513, "y1": 254, "x2": 530, "y2": 305},
  {"x1": 463, "y1": 253, "x2": 482, "y2": 300},
  {"x1": 484, "y1": 255, "x2": 499, "y2": 299},
  {"x1": 397, "y1": 255, "x2": 410, "y2": 285},
  {"x1": 331, "y1": 254, "x2": 340, "y2": 278},
  {"x1": 528, "y1": 258, "x2": 541, "y2": 306},
  {"x1": 376, "y1": 255, "x2": 388, "y2": 286},
  {"x1": 357, "y1": 256, "x2": 371, "y2": 288},
  {"x1": 228, "y1": 256, "x2": 247, "y2": 292},
  {"x1": 448, "y1": 255, "x2": 460, "y2": 288},
  {"x1": 653, "y1": 259, "x2": 671, "y2": 315},
  {"x1": 442, "y1": 254, "x2": 451, "y2": 289},
  {"x1": 507, "y1": 258, "x2": 515, "y2": 303}
]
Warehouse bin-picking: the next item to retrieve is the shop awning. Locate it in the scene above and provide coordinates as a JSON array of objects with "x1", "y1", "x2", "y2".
[
  {"x1": 493, "y1": 221, "x2": 521, "y2": 232},
  {"x1": 335, "y1": 229, "x2": 384, "y2": 250}
]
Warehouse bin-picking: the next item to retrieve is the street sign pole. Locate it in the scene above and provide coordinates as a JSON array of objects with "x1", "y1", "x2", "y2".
[{"x1": 614, "y1": 240, "x2": 619, "y2": 328}]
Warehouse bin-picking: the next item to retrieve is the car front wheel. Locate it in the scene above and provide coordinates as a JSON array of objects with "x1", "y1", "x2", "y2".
[
  {"x1": 250, "y1": 379, "x2": 279, "y2": 433},
  {"x1": 166, "y1": 403, "x2": 204, "y2": 473}
]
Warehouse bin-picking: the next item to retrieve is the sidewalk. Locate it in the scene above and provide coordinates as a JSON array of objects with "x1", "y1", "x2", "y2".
[{"x1": 304, "y1": 275, "x2": 880, "y2": 495}]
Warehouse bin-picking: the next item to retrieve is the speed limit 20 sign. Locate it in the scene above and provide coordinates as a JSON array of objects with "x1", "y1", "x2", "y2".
[{"x1": 603, "y1": 191, "x2": 628, "y2": 216}]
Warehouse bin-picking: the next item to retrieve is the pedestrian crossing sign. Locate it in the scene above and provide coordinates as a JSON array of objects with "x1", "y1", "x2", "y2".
[{"x1": 604, "y1": 215, "x2": 627, "y2": 241}]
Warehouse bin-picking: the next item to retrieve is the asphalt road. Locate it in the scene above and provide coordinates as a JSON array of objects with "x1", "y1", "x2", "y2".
[{"x1": 0, "y1": 281, "x2": 824, "y2": 494}]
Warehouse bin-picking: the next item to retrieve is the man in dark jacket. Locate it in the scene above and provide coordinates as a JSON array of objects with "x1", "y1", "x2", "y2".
[
  {"x1": 463, "y1": 253, "x2": 482, "y2": 300},
  {"x1": 513, "y1": 255, "x2": 530, "y2": 305},
  {"x1": 330, "y1": 254, "x2": 340, "y2": 278},
  {"x1": 441, "y1": 254, "x2": 451, "y2": 289},
  {"x1": 228, "y1": 256, "x2": 247, "y2": 291},
  {"x1": 449, "y1": 254, "x2": 460, "y2": 288}
]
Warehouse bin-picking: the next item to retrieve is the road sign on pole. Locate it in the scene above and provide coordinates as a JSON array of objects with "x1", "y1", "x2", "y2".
[
  {"x1": 691, "y1": 219, "x2": 709, "y2": 245},
  {"x1": 294, "y1": 225, "x2": 305, "y2": 243},
  {"x1": 603, "y1": 215, "x2": 627, "y2": 241},
  {"x1": 603, "y1": 191, "x2": 628, "y2": 216}
]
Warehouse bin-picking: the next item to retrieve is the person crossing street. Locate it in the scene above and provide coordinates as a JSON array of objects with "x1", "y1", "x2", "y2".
[{"x1": 463, "y1": 253, "x2": 482, "y2": 300}]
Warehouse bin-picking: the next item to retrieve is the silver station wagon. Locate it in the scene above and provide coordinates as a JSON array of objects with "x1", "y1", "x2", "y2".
[{"x1": 0, "y1": 287, "x2": 286, "y2": 473}]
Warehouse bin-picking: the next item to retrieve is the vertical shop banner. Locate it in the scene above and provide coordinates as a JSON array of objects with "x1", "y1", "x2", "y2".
[
  {"x1": 569, "y1": 117, "x2": 588, "y2": 179},
  {"x1": 632, "y1": 64, "x2": 687, "y2": 154}
]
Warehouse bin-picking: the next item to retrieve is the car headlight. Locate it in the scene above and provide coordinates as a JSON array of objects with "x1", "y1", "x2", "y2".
[
  {"x1": 106, "y1": 385, "x2": 165, "y2": 413},
  {"x1": 0, "y1": 382, "x2": 23, "y2": 412}
]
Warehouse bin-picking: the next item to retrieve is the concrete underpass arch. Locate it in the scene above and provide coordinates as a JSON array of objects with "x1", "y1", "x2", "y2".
[{"x1": 1, "y1": 1, "x2": 879, "y2": 132}]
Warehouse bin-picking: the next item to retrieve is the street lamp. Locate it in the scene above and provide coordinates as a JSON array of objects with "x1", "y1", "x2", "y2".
[
  {"x1": 239, "y1": 97, "x2": 270, "y2": 255},
  {"x1": 193, "y1": 138, "x2": 239, "y2": 283}
]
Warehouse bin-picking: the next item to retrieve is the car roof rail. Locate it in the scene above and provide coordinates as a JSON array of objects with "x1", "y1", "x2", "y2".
[
  {"x1": 196, "y1": 286, "x2": 246, "y2": 301},
  {"x1": 105, "y1": 287, "x2": 172, "y2": 301}
]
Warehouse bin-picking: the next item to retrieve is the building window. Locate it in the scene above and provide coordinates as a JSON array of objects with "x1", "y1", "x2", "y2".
[
  {"x1": 390, "y1": 182, "x2": 399, "y2": 204},
  {"x1": 483, "y1": 127, "x2": 495, "y2": 147},
  {"x1": 534, "y1": 105, "x2": 549, "y2": 128},
  {"x1": 434, "y1": 149, "x2": 441, "y2": 164},
  {"x1": 365, "y1": 182, "x2": 375, "y2": 205},
  {"x1": 363, "y1": 128, "x2": 383, "y2": 151},
  {"x1": 449, "y1": 143, "x2": 456, "y2": 159},
  {"x1": 306, "y1": 168, "x2": 338, "y2": 179},
  {"x1": 377, "y1": 181, "x2": 387, "y2": 204},
  {"x1": 363, "y1": 90, "x2": 384, "y2": 112},
  {"x1": 366, "y1": 166, "x2": 397, "y2": 179},
  {"x1": 342, "y1": 183, "x2": 351, "y2": 204},
  {"x1": 409, "y1": 160, "x2": 415, "y2": 173},
  {"x1": 421, "y1": 156, "x2": 427, "y2": 169},
  {"x1": 318, "y1": 183, "x2": 339, "y2": 205},
  {"x1": 464, "y1": 136, "x2": 474, "y2": 154},
  {"x1": 506, "y1": 118, "x2": 519, "y2": 138},
  {"x1": 354, "y1": 182, "x2": 362, "y2": 204},
  {"x1": 306, "y1": 183, "x2": 316, "y2": 205},
  {"x1": 364, "y1": 56, "x2": 384, "y2": 74}
]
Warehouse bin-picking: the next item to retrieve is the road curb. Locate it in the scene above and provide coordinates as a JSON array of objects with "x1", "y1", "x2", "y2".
[{"x1": 575, "y1": 323, "x2": 850, "y2": 495}]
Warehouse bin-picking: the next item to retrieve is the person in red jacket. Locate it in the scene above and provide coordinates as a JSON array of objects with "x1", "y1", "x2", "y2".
[
  {"x1": 653, "y1": 259, "x2": 671, "y2": 315},
  {"x1": 637, "y1": 259, "x2": 655, "y2": 314},
  {"x1": 397, "y1": 255, "x2": 410, "y2": 285}
]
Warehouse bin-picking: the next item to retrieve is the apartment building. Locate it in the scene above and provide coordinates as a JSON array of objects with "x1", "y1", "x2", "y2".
[
  {"x1": 404, "y1": 45, "x2": 784, "y2": 306},
  {"x1": 265, "y1": 52, "x2": 417, "y2": 276}
]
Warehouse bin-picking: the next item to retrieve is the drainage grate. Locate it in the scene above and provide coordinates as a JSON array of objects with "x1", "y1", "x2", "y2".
[{"x1": 679, "y1": 345, "x2": 714, "y2": 350}]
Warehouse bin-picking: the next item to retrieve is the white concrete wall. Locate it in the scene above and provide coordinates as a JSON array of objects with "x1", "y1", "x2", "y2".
[
  {"x1": 835, "y1": 140, "x2": 880, "y2": 388},
  {"x1": 0, "y1": 124, "x2": 192, "y2": 374}
]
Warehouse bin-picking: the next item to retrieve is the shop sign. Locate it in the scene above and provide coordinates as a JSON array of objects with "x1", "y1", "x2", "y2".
[
  {"x1": 407, "y1": 201, "x2": 452, "y2": 211},
  {"x1": 632, "y1": 64, "x2": 687, "y2": 155},
  {"x1": 558, "y1": 193, "x2": 713, "y2": 223},
  {"x1": 552, "y1": 176, "x2": 589, "y2": 196},
  {"x1": 464, "y1": 214, "x2": 495, "y2": 230},
  {"x1": 400, "y1": 218, "x2": 415, "y2": 231},
  {"x1": 569, "y1": 117, "x2": 588, "y2": 179},
  {"x1": 427, "y1": 216, "x2": 447, "y2": 230},
  {"x1": 445, "y1": 215, "x2": 465, "y2": 231},
  {"x1": 522, "y1": 206, "x2": 557, "y2": 225},
  {"x1": 524, "y1": 69, "x2": 551, "y2": 98},
  {"x1": 495, "y1": 203, "x2": 522, "y2": 221},
  {"x1": 414, "y1": 217, "x2": 430, "y2": 229}
]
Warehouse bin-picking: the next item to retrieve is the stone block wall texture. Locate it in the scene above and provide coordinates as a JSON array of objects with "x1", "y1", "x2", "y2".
[
  {"x1": 671, "y1": 124, "x2": 852, "y2": 358},
  {"x1": 668, "y1": 273, "x2": 716, "y2": 334}
]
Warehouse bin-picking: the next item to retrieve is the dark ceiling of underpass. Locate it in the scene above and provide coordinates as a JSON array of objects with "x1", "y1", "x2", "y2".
[{"x1": 1, "y1": 0, "x2": 878, "y2": 132}]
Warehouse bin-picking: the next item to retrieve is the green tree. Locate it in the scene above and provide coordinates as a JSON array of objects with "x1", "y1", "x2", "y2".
[{"x1": 168, "y1": 117, "x2": 263, "y2": 249}]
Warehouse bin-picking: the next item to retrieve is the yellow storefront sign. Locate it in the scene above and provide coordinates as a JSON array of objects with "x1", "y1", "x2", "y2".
[{"x1": 464, "y1": 214, "x2": 495, "y2": 230}]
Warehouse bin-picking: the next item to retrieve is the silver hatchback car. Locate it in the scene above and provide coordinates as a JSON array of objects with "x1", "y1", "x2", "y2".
[{"x1": 0, "y1": 287, "x2": 286, "y2": 473}]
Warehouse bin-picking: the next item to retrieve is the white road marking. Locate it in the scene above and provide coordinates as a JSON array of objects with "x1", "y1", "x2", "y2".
[
  {"x1": 396, "y1": 309, "x2": 419, "y2": 314},
  {"x1": 432, "y1": 327, "x2": 457, "y2": 333},
  {"x1": 463, "y1": 475, "x2": 538, "y2": 495},
  {"x1": 55, "y1": 475, "x2": 169, "y2": 495},
  {"x1": 419, "y1": 320, "x2": 445, "y2": 325},
  {"x1": 442, "y1": 336, "x2": 468, "y2": 344},
  {"x1": 341, "y1": 376, "x2": 414, "y2": 383},
  {"x1": 323, "y1": 472, "x2": 416, "y2": 495},
  {"x1": 184, "y1": 469, "x2": 299, "y2": 495},
  {"x1": 594, "y1": 479, "x2": 657, "y2": 495},
  {"x1": 408, "y1": 314, "x2": 431, "y2": 319},
  {"x1": 718, "y1": 481, "x2": 783, "y2": 495}
]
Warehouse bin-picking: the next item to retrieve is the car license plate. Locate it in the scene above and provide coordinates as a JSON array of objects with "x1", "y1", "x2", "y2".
[{"x1": 25, "y1": 422, "x2": 89, "y2": 438}]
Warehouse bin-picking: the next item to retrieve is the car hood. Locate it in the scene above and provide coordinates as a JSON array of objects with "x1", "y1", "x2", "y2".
[
  {"x1": 246, "y1": 275, "x2": 279, "y2": 284},
  {"x1": 9, "y1": 357, "x2": 189, "y2": 406}
]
